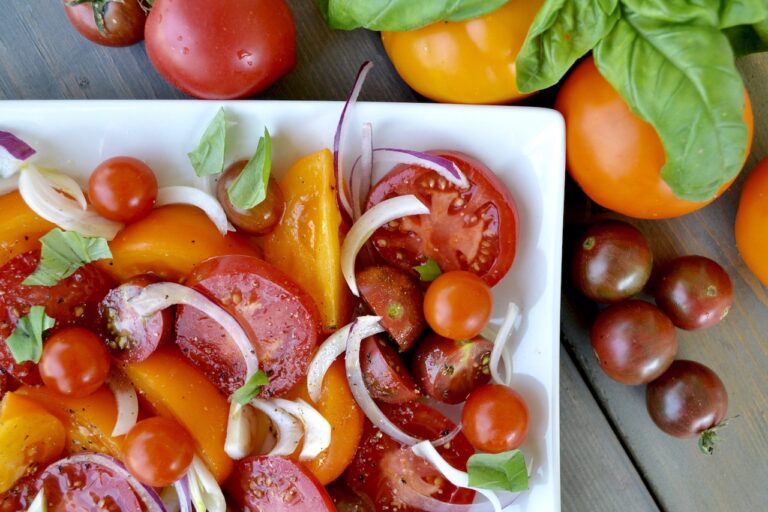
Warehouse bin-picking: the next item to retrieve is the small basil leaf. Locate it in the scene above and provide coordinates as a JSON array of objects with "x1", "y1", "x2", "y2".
[
  {"x1": 467, "y1": 450, "x2": 529, "y2": 493},
  {"x1": 516, "y1": 0, "x2": 620, "y2": 93},
  {"x1": 621, "y1": 0, "x2": 767, "y2": 29},
  {"x1": 5, "y1": 306, "x2": 55, "y2": 364},
  {"x1": 23, "y1": 228, "x2": 112, "y2": 287},
  {"x1": 227, "y1": 127, "x2": 272, "y2": 210},
  {"x1": 594, "y1": 14, "x2": 748, "y2": 201},
  {"x1": 725, "y1": 19, "x2": 768, "y2": 55},
  {"x1": 232, "y1": 370, "x2": 270, "y2": 405},
  {"x1": 413, "y1": 258, "x2": 442, "y2": 282},
  {"x1": 188, "y1": 108, "x2": 228, "y2": 177}
]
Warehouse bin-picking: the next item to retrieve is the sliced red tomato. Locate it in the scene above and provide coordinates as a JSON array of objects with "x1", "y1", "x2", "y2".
[
  {"x1": 366, "y1": 150, "x2": 518, "y2": 286},
  {"x1": 361, "y1": 335, "x2": 421, "y2": 404},
  {"x1": 175, "y1": 255, "x2": 321, "y2": 397},
  {"x1": 226, "y1": 456, "x2": 335, "y2": 512},
  {"x1": 0, "y1": 473, "x2": 38, "y2": 512},
  {"x1": 0, "y1": 251, "x2": 115, "y2": 382},
  {"x1": 345, "y1": 401, "x2": 475, "y2": 511}
]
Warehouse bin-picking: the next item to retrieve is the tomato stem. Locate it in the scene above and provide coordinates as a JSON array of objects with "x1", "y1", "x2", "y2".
[{"x1": 697, "y1": 415, "x2": 738, "y2": 455}]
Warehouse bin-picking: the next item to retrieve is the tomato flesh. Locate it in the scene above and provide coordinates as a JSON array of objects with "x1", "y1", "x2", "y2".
[
  {"x1": 462, "y1": 384, "x2": 529, "y2": 453},
  {"x1": 367, "y1": 150, "x2": 517, "y2": 286},
  {"x1": 123, "y1": 416, "x2": 195, "y2": 487},
  {"x1": 39, "y1": 327, "x2": 110, "y2": 398},
  {"x1": 89, "y1": 156, "x2": 158, "y2": 223}
]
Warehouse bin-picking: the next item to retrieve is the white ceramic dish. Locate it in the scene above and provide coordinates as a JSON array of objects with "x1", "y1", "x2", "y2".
[{"x1": 0, "y1": 100, "x2": 565, "y2": 511}]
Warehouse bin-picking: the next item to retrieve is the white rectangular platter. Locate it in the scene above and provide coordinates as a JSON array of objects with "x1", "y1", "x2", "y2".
[{"x1": 0, "y1": 100, "x2": 565, "y2": 511}]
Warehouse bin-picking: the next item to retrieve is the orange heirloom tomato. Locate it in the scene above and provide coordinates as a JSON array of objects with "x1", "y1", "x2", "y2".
[
  {"x1": 121, "y1": 346, "x2": 235, "y2": 483},
  {"x1": 0, "y1": 191, "x2": 55, "y2": 267},
  {"x1": 263, "y1": 149, "x2": 353, "y2": 333},
  {"x1": 381, "y1": 0, "x2": 544, "y2": 104},
  {"x1": 286, "y1": 358, "x2": 364, "y2": 485},
  {"x1": 556, "y1": 56, "x2": 754, "y2": 219},
  {"x1": 736, "y1": 157, "x2": 768, "y2": 287},
  {"x1": 104, "y1": 204, "x2": 257, "y2": 282},
  {"x1": 0, "y1": 392, "x2": 66, "y2": 493}
]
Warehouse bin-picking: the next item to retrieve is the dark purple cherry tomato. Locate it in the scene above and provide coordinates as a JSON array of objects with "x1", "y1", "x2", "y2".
[
  {"x1": 361, "y1": 335, "x2": 420, "y2": 404},
  {"x1": 591, "y1": 300, "x2": 677, "y2": 385},
  {"x1": 572, "y1": 220, "x2": 652, "y2": 303},
  {"x1": 646, "y1": 360, "x2": 729, "y2": 454},
  {"x1": 63, "y1": 0, "x2": 146, "y2": 47},
  {"x1": 654, "y1": 255, "x2": 734, "y2": 330},
  {"x1": 98, "y1": 274, "x2": 172, "y2": 363},
  {"x1": 217, "y1": 160, "x2": 285, "y2": 236},
  {"x1": 357, "y1": 266, "x2": 426, "y2": 351},
  {"x1": 411, "y1": 333, "x2": 492, "y2": 404}
]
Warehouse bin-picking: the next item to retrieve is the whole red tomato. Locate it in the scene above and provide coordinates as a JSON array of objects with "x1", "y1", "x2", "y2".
[{"x1": 144, "y1": 0, "x2": 296, "y2": 99}]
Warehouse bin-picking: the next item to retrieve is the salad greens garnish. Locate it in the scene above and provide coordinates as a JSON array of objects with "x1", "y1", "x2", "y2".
[
  {"x1": 23, "y1": 228, "x2": 112, "y2": 287},
  {"x1": 5, "y1": 306, "x2": 55, "y2": 364},
  {"x1": 413, "y1": 258, "x2": 442, "y2": 282},
  {"x1": 232, "y1": 370, "x2": 270, "y2": 405},
  {"x1": 188, "y1": 108, "x2": 228, "y2": 177},
  {"x1": 467, "y1": 450, "x2": 530, "y2": 493},
  {"x1": 227, "y1": 127, "x2": 272, "y2": 210}
]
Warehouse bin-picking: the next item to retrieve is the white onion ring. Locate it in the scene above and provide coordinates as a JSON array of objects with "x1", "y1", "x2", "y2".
[
  {"x1": 351, "y1": 123, "x2": 373, "y2": 220},
  {"x1": 26, "y1": 489, "x2": 45, "y2": 512},
  {"x1": 489, "y1": 303, "x2": 521, "y2": 387},
  {"x1": 250, "y1": 398, "x2": 303, "y2": 457},
  {"x1": 186, "y1": 456, "x2": 226, "y2": 512},
  {"x1": 128, "y1": 282, "x2": 260, "y2": 390},
  {"x1": 38, "y1": 169, "x2": 87, "y2": 209},
  {"x1": 106, "y1": 372, "x2": 139, "y2": 437},
  {"x1": 341, "y1": 195, "x2": 429, "y2": 296},
  {"x1": 155, "y1": 186, "x2": 233, "y2": 235},
  {"x1": 272, "y1": 398, "x2": 332, "y2": 461},
  {"x1": 373, "y1": 148, "x2": 468, "y2": 189},
  {"x1": 225, "y1": 401, "x2": 260, "y2": 460}
]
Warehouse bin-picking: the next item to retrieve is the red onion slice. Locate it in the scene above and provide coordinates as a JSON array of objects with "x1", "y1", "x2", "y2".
[
  {"x1": 106, "y1": 372, "x2": 139, "y2": 437},
  {"x1": 373, "y1": 148, "x2": 468, "y2": 189},
  {"x1": 173, "y1": 476, "x2": 192, "y2": 512},
  {"x1": 334, "y1": 61, "x2": 374, "y2": 220},
  {"x1": 351, "y1": 123, "x2": 373, "y2": 220},
  {"x1": 156, "y1": 186, "x2": 233, "y2": 235},
  {"x1": 341, "y1": 194, "x2": 429, "y2": 296},
  {"x1": 0, "y1": 130, "x2": 35, "y2": 160}
]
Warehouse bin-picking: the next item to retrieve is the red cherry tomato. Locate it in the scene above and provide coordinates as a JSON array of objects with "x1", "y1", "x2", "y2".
[
  {"x1": 461, "y1": 384, "x2": 529, "y2": 453},
  {"x1": 123, "y1": 416, "x2": 195, "y2": 487},
  {"x1": 226, "y1": 456, "x2": 335, "y2": 512},
  {"x1": 39, "y1": 327, "x2": 110, "y2": 398},
  {"x1": 367, "y1": 150, "x2": 517, "y2": 286},
  {"x1": 175, "y1": 255, "x2": 321, "y2": 397},
  {"x1": 63, "y1": 0, "x2": 146, "y2": 47},
  {"x1": 144, "y1": 0, "x2": 296, "y2": 99},
  {"x1": 424, "y1": 270, "x2": 493, "y2": 340},
  {"x1": 88, "y1": 156, "x2": 158, "y2": 223}
]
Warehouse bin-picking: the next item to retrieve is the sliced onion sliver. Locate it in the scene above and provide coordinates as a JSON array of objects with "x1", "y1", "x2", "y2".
[
  {"x1": 186, "y1": 456, "x2": 226, "y2": 512},
  {"x1": 26, "y1": 489, "x2": 45, "y2": 512},
  {"x1": 489, "y1": 302, "x2": 521, "y2": 387},
  {"x1": 334, "y1": 61, "x2": 374, "y2": 219},
  {"x1": 41, "y1": 453, "x2": 166, "y2": 512},
  {"x1": 162, "y1": 485, "x2": 183, "y2": 512},
  {"x1": 18, "y1": 165, "x2": 123, "y2": 240},
  {"x1": 392, "y1": 479, "x2": 521, "y2": 512},
  {"x1": 106, "y1": 372, "x2": 139, "y2": 437},
  {"x1": 225, "y1": 401, "x2": 260, "y2": 460},
  {"x1": 128, "y1": 282, "x2": 260, "y2": 385},
  {"x1": 156, "y1": 186, "x2": 233, "y2": 235},
  {"x1": 39, "y1": 169, "x2": 87, "y2": 210},
  {"x1": 272, "y1": 398, "x2": 332, "y2": 461},
  {"x1": 341, "y1": 195, "x2": 429, "y2": 296},
  {"x1": 351, "y1": 123, "x2": 373, "y2": 220},
  {"x1": 373, "y1": 148, "x2": 468, "y2": 189},
  {"x1": 250, "y1": 398, "x2": 303, "y2": 457},
  {"x1": 412, "y1": 441, "x2": 503, "y2": 512},
  {"x1": 173, "y1": 477, "x2": 193, "y2": 512}
]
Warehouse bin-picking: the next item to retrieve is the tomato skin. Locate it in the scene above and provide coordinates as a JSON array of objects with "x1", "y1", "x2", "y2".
[
  {"x1": 591, "y1": 300, "x2": 678, "y2": 385},
  {"x1": 63, "y1": 0, "x2": 146, "y2": 47},
  {"x1": 367, "y1": 150, "x2": 517, "y2": 286},
  {"x1": 646, "y1": 360, "x2": 728, "y2": 441},
  {"x1": 572, "y1": 220, "x2": 652, "y2": 303},
  {"x1": 361, "y1": 335, "x2": 421, "y2": 404},
  {"x1": 217, "y1": 161, "x2": 285, "y2": 235},
  {"x1": 736, "y1": 157, "x2": 768, "y2": 287},
  {"x1": 226, "y1": 456, "x2": 335, "y2": 512},
  {"x1": 144, "y1": 0, "x2": 296, "y2": 99},
  {"x1": 381, "y1": 0, "x2": 544, "y2": 104},
  {"x1": 462, "y1": 384, "x2": 529, "y2": 453},
  {"x1": 0, "y1": 191, "x2": 55, "y2": 269},
  {"x1": 89, "y1": 156, "x2": 158, "y2": 223},
  {"x1": 556, "y1": 56, "x2": 754, "y2": 219},
  {"x1": 123, "y1": 416, "x2": 195, "y2": 487},
  {"x1": 0, "y1": 473, "x2": 38, "y2": 512},
  {"x1": 39, "y1": 327, "x2": 110, "y2": 398},
  {"x1": 424, "y1": 270, "x2": 493, "y2": 340}
]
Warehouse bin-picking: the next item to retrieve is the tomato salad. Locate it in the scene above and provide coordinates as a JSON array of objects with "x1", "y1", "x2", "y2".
[{"x1": 0, "y1": 63, "x2": 533, "y2": 512}]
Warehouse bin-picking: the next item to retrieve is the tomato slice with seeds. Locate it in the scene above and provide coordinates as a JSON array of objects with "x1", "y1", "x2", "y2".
[
  {"x1": 0, "y1": 473, "x2": 38, "y2": 512},
  {"x1": 366, "y1": 150, "x2": 517, "y2": 286}
]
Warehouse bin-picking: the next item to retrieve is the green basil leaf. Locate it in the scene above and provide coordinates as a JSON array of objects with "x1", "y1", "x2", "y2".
[
  {"x1": 324, "y1": 0, "x2": 509, "y2": 31},
  {"x1": 23, "y1": 228, "x2": 112, "y2": 287},
  {"x1": 5, "y1": 306, "x2": 55, "y2": 364},
  {"x1": 516, "y1": 0, "x2": 620, "y2": 93},
  {"x1": 594, "y1": 14, "x2": 748, "y2": 201},
  {"x1": 467, "y1": 450, "x2": 529, "y2": 493},
  {"x1": 188, "y1": 108, "x2": 227, "y2": 177},
  {"x1": 621, "y1": 0, "x2": 767, "y2": 29},
  {"x1": 232, "y1": 370, "x2": 270, "y2": 405},
  {"x1": 413, "y1": 258, "x2": 442, "y2": 282},
  {"x1": 227, "y1": 128, "x2": 272, "y2": 210},
  {"x1": 726, "y1": 19, "x2": 768, "y2": 55}
]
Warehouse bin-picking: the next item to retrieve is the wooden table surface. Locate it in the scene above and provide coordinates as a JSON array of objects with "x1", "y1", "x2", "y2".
[{"x1": 2, "y1": 2, "x2": 767, "y2": 511}]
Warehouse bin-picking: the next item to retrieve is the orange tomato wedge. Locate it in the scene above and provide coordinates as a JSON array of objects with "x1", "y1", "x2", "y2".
[{"x1": 0, "y1": 191, "x2": 55, "y2": 267}]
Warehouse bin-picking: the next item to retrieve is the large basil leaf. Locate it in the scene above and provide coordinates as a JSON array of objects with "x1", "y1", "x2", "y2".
[
  {"x1": 594, "y1": 14, "x2": 748, "y2": 201},
  {"x1": 323, "y1": 0, "x2": 509, "y2": 31},
  {"x1": 726, "y1": 18, "x2": 768, "y2": 55},
  {"x1": 516, "y1": 0, "x2": 620, "y2": 93},
  {"x1": 621, "y1": 0, "x2": 767, "y2": 29}
]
